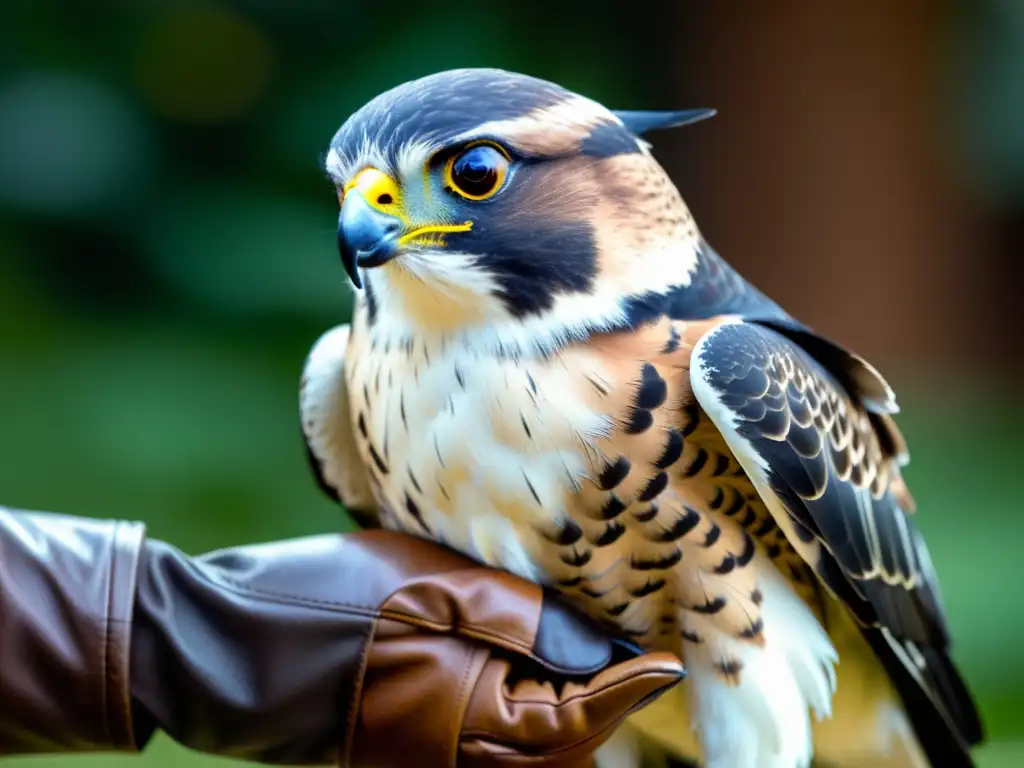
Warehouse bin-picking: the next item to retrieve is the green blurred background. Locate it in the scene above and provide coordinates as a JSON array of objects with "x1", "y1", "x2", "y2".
[{"x1": 1, "y1": 1, "x2": 1022, "y2": 766}]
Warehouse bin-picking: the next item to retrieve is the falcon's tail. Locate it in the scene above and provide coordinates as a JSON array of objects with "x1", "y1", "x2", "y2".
[{"x1": 809, "y1": 594, "x2": 981, "y2": 768}]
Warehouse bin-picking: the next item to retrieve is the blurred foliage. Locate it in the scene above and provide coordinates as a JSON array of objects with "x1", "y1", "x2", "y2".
[
  {"x1": 0, "y1": 0, "x2": 1022, "y2": 766},
  {"x1": 950, "y1": 0, "x2": 1024, "y2": 205}
]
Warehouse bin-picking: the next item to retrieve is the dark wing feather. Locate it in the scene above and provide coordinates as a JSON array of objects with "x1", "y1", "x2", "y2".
[
  {"x1": 299, "y1": 324, "x2": 381, "y2": 529},
  {"x1": 302, "y1": 436, "x2": 380, "y2": 530},
  {"x1": 865, "y1": 627, "x2": 984, "y2": 760},
  {"x1": 691, "y1": 320, "x2": 982, "y2": 763}
]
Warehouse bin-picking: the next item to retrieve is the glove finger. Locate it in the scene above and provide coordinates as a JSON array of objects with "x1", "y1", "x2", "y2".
[
  {"x1": 545, "y1": 650, "x2": 684, "y2": 738},
  {"x1": 461, "y1": 651, "x2": 683, "y2": 755}
]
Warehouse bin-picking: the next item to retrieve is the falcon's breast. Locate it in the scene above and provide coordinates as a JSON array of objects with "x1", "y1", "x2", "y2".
[{"x1": 344, "y1": 303, "x2": 821, "y2": 664}]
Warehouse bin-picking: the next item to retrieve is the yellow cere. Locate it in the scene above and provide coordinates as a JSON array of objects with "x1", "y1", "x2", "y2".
[{"x1": 342, "y1": 167, "x2": 407, "y2": 223}]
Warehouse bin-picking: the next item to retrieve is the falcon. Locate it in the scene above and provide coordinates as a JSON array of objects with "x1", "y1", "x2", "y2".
[{"x1": 300, "y1": 68, "x2": 983, "y2": 768}]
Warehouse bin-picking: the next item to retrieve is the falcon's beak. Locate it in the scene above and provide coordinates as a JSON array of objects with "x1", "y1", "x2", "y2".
[
  {"x1": 337, "y1": 168, "x2": 405, "y2": 290},
  {"x1": 338, "y1": 192, "x2": 401, "y2": 290}
]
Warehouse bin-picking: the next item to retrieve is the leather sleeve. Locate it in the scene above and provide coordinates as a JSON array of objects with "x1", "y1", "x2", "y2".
[
  {"x1": 0, "y1": 506, "x2": 375, "y2": 763},
  {"x1": 128, "y1": 531, "x2": 376, "y2": 764},
  {"x1": 0, "y1": 507, "x2": 143, "y2": 754}
]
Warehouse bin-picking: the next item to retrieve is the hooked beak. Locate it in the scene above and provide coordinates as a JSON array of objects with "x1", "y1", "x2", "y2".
[{"x1": 337, "y1": 193, "x2": 402, "y2": 290}]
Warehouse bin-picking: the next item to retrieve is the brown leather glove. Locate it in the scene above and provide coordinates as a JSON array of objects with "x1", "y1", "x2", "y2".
[{"x1": 0, "y1": 507, "x2": 683, "y2": 766}]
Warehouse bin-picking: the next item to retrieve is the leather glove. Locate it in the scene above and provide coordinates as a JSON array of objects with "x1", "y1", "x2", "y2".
[{"x1": 0, "y1": 508, "x2": 683, "y2": 766}]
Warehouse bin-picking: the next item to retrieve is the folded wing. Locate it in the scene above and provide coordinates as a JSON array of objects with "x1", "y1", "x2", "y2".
[{"x1": 690, "y1": 319, "x2": 982, "y2": 766}]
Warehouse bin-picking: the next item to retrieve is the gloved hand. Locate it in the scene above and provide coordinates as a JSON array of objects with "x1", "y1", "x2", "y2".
[
  {"x1": 0, "y1": 508, "x2": 683, "y2": 766},
  {"x1": 325, "y1": 529, "x2": 683, "y2": 767}
]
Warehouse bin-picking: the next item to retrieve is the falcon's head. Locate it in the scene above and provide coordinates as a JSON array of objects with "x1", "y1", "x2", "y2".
[{"x1": 326, "y1": 68, "x2": 714, "y2": 354}]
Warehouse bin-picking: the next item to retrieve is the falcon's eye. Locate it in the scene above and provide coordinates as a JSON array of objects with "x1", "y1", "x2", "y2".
[{"x1": 444, "y1": 143, "x2": 509, "y2": 201}]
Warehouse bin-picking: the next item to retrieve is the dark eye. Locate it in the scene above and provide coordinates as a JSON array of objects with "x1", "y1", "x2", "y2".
[{"x1": 445, "y1": 143, "x2": 509, "y2": 201}]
